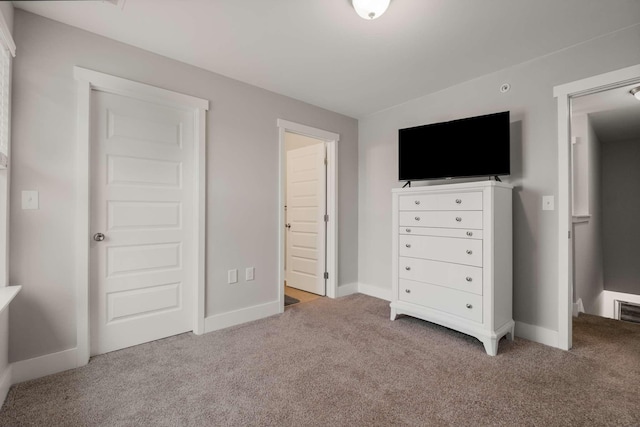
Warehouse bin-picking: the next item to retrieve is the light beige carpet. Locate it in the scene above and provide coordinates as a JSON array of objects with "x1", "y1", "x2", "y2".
[{"x1": 1, "y1": 294, "x2": 639, "y2": 426}]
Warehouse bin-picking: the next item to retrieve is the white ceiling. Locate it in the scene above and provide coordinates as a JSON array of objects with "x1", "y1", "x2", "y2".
[
  {"x1": 13, "y1": 0, "x2": 640, "y2": 118},
  {"x1": 573, "y1": 83, "x2": 640, "y2": 143}
]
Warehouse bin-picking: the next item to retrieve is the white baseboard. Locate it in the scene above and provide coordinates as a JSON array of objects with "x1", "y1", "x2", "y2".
[
  {"x1": 597, "y1": 290, "x2": 640, "y2": 319},
  {"x1": 337, "y1": 282, "x2": 358, "y2": 298},
  {"x1": 515, "y1": 321, "x2": 559, "y2": 348},
  {"x1": 358, "y1": 283, "x2": 392, "y2": 302},
  {"x1": 204, "y1": 300, "x2": 281, "y2": 333},
  {"x1": 0, "y1": 363, "x2": 11, "y2": 406},
  {"x1": 12, "y1": 347, "x2": 78, "y2": 385}
]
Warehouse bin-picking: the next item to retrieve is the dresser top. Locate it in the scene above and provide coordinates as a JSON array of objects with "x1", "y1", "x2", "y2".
[{"x1": 392, "y1": 180, "x2": 513, "y2": 193}]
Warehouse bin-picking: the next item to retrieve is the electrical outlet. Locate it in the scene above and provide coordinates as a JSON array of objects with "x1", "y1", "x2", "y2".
[
  {"x1": 228, "y1": 269, "x2": 238, "y2": 284},
  {"x1": 542, "y1": 195, "x2": 555, "y2": 211},
  {"x1": 246, "y1": 267, "x2": 255, "y2": 281}
]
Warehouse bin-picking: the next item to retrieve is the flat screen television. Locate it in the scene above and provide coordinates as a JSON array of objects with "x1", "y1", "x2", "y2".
[{"x1": 398, "y1": 111, "x2": 510, "y2": 181}]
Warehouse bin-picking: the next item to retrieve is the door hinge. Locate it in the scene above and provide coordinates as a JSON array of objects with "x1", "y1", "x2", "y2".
[
  {"x1": 324, "y1": 157, "x2": 327, "y2": 165},
  {"x1": 324, "y1": 214, "x2": 329, "y2": 222},
  {"x1": 568, "y1": 230, "x2": 571, "y2": 239},
  {"x1": 324, "y1": 272, "x2": 329, "y2": 280}
]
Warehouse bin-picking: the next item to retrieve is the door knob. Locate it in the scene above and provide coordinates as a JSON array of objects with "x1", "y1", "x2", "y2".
[
  {"x1": 285, "y1": 223, "x2": 291, "y2": 229},
  {"x1": 93, "y1": 233, "x2": 105, "y2": 242}
]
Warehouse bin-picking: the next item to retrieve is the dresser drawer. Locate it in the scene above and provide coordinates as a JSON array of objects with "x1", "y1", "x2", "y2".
[
  {"x1": 399, "y1": 211, "x2": 482, "y2": 229},
  {"x1": 399, "y1": 257, "x2": 483, "y2": 295},
  {"x1": 399, "y1": 227, "x2": 482, "y2": 240},
  {"x1": 399, "y1": 234, "x2": 482, "y2": 267},
  {"x1": 399, "y1": 192, "x2": 482, "y2": 211},
  {"x1": 399, "y1": 279, "x2": 483, "y2": 323}
]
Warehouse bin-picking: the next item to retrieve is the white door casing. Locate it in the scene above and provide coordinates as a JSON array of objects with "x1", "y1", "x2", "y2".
[
  {"x1": 277, "y1": 119, "x2": 339, "y2": 311},
  {"x1": 75, "y1": 67, "x2": 208, "y2": 365},
  {"x1": 286, "y1": 143, "x2": 327, "y2": 296},
  {"x1": 554, "y1": 64, "x2": 640, "y2": 351},
  {"x1": 90, "y1": 91, "x2": 195, "y2": 355}
]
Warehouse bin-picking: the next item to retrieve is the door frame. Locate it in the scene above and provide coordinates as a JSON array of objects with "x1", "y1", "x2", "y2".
[
  {"x1": 277, "y1": 119, "x2": 339, "y2": 308},
  {"x1": 554, "y1": 63, "x2": 640, "y2": 351},
  {"x1": 74, "y1": 67, "x2": 209, "y2": 366}
]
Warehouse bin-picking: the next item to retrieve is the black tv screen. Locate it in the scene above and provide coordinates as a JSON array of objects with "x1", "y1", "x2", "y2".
[{"x1": 399, "y1": 111, "x2": 510, "y2": 181}]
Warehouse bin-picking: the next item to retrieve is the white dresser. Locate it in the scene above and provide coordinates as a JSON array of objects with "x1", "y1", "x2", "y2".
[{"x1": 390, "y1": 181, "x2": 514, "y2": 355}]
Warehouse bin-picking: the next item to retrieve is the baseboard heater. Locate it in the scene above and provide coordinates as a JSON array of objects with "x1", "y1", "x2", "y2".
[{"x1": 616, "y1": 300, "x2": 640, "y2": 324}]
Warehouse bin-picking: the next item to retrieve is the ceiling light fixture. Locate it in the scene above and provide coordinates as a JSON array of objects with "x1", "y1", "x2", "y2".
[
  {"x1": 352, "y1": 0, "x2": 391, "y2": 20},
  {"x1": 631, "y1": 86, "x2": 640, "y2": 101}
]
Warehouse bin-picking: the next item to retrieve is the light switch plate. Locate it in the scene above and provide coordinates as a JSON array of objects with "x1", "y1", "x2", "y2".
[
  {"x1": 246, "y1": 267, "x2": 255, "y2": 281},
  {"x1": 228, "y1": 269, "x2": 238, "y2": 284},
  {"x1": 22, "y1": 190, "x2": 39, "y2": 210},
  {"x1": 542, "y1": 195, "x2": 555, "y2": 211}
]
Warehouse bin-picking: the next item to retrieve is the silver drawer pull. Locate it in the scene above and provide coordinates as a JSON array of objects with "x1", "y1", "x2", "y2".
[
  {"x1": 466, "y1": 276, "x2": 472, "y2": 282},
  {"x1": 455, "y1": 217, "x2": 462, "y2": 222},
  {"x1": 405, "y1": 289, "x2": 411, "y2": 293},
  {"x1": 466, "y1": 250, "x2": 473, "y2": 255},
  {"x1": 415, "y1": 200, "x2": 420, "y2": 205},
  {"x1": 415, "y1": 216, "x2": 420, "y2": 221},
  {"x1": 466, "y1": 231, "x2": 473, "y2": 237},
  {"x1": 405, "y1": 266, "x2": 411, "y2": 271},
  {"x1": 405, "y1": 244, "x2": 411, "y2": 248},
  {"x1": 455, "y1": 199, "x2": 462, "y2": 204},
  {"x1": 466, "y1": 303, "x2": 473, "y2": 309},
  {"x1": 405, "y1": 228, "x2": 411, "y2": 233}
]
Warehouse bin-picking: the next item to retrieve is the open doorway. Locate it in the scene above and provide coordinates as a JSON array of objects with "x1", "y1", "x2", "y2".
[
  {"x1": 571, "y1": 86, "x2": 640, "y2": 322},
  {"x1": 554, "y1": 65, "x2": 640, "y2": 350},
  {"x1": 276, "y1": 119, "x2": 339, "y2": 312}
]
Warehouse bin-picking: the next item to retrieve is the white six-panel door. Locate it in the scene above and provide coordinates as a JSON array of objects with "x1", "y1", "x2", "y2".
[
  {"x1": 90, "y1": 91, "x2": 195, "y2": 355},
  {"x1": 286, "y1": 143, "x2": 327, "y2": 296}
]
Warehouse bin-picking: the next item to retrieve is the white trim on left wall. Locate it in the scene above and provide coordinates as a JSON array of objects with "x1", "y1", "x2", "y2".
[
  {"x1": 0, "y1": 7, "x2": 15, "y2": 58},
  {"x1": 73, "y1": 66, "x2": 209, "y2": 367}
]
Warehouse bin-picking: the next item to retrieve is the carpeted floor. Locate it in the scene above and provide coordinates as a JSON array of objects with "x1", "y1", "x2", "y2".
[{"x1": 1, "y1": 294, "x2": 639, "y2": 426}]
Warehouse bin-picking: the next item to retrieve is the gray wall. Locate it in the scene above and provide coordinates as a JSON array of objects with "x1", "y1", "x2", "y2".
[
  {"x1": 358, "y1": 24, "x2": 640, "y2": 332},
  {"x1": 9, "y1": 10, "x2": 358, "y2": 362},
  {"x1": 572, "y1": 116, "x2": 604, "y2": 314},
  {"x1": 602, "y1": 138, "x2": 640, "y2": 295}
]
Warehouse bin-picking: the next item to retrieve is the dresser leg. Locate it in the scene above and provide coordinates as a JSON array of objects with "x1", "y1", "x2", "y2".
[
  {"x1": 390, "y1": 308, "x2": 397, "y2": 321},
  {"x1": 482, "y1": 338, "x2": 498, "y2": 356},
  {"x1": 507, "y1": 323, "x2": 515, "y2": 341}
]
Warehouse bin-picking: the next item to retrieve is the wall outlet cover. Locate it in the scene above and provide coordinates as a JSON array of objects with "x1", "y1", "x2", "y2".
[{"x1": 246, "y1": 267, "x2": 255, "y2": 281}]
